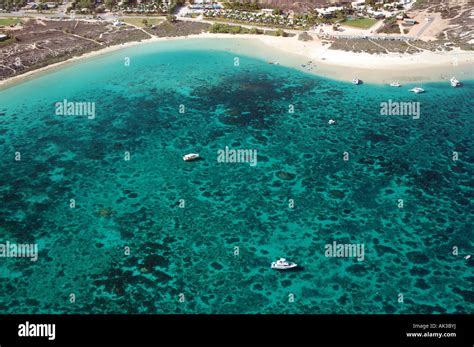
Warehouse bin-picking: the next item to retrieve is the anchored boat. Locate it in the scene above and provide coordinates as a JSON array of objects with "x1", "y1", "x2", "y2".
[
  {"x1": 271, "y1": 258, "x2": 298, "y2": 270},
  {"x1": 410, "y1": 87, "x2": 425, "y2": 94},
  {"x1": 450, "y1": 77, "x2": 461, "y2": 87},
  {"x1": 183, "y1": 153, "x2": 200, "y2": 161}
]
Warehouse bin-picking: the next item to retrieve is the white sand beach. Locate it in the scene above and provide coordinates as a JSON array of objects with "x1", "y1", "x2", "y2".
[
  {"x1": 1, "y1": 32, "x2": 473, "y2": 89},
  {"x1": 253, "y1": 34, "x2": 474, "y2": 83}
]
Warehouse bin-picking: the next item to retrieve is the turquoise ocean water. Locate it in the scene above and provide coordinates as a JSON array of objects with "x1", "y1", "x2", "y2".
[{"x1": 0, "y1": 38, "x2": 472, "y2": 313}]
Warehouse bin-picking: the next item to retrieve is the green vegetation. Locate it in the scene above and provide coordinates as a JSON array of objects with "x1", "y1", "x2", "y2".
[
  {"x1": 263, "y1": 28, "x2": 289, "y2": 37},
  {"x1": 67, "y1": 0, "x2": 180, "y2": 14},
  {"x1": 377, "y1": 16, "x2": 400, "y2": 34},
  {"x1": 209, "y1": 23, "x2": 260, "y2": 34},
  {"x1": 122, "y1": 17, "x2": 164, "y2": 28},
  {"x1": 209, "y1": 23, "x2": 290, "y2": 37},
  {"x1": 168, "y1": 0, "x2": 185, "y2": 14},
  {"x1": 75, "y1": 0, "x2": 94, "y2": 10},
  {"x1": 333, "y1": 10, "x2": 347, "y2": 22},
  {"x1": 222, "y1": 0, "x2": 260, "y2": 11},
  {"x1": 207, "y1": 16, "x2": 301, "y2": 30},
  {"x1": 166, "y1": 14, "x2": 177, "y2": 22},
  {"x1": 148, "y1": 20, "x2": 210, "y2": 37},
  {"x1": 0, "y1": 0, "x2": 28, "y2": 11},
  {"x1": 0, "y1": 17, "x2": 22, "y2": 27},
  {"x1": 105, "y1": 0, "x2": 116, "y2": 9},
  {"x1": 295, "y1": 13, "x2": 318, "y2": 27},
  {"x1": 364, "y1": 0, "x2": 383, "y2": 10},
  {"x1": 341, "y1": 17, "x2": 377, "y2": 29}
]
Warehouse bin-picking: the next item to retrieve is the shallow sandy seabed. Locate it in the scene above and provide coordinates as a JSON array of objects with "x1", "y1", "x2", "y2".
[{"x1": 0, "y1": 37, "x2": 472, "y2": 314}]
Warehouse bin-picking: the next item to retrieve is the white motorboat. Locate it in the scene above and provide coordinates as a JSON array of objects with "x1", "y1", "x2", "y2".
[
  {"x1": 183, "y1": 153, "x2": 200, "y2": 161},
  {"x1": 450, "y1": 77, "x2": 461, "y2": 87},
  {"x1": 410, "y1": 87, "x2": 425, "y2": 94},
  {"x1": 352, "y1": 77, "x2": 361, "y2": 85},
  {"x1": 328, "y1": 119, "x2": 336, "y2": 125},
  {"x1": 390, "y1": 82, "x2": 401, "y2": 87},
  {"x1": 271, "y1": 258, "x2": 297, "y2": 270}
]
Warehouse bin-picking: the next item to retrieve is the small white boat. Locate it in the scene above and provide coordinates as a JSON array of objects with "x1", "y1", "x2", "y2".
[
  {"x1": 450, "y1": 77, "x2": 461, "y2": 87},
  {"x1": 410, "y1": 87, "x2": 425, "y2": 93},
  {"x1": 465, "y1": 255, "x2": 471, "y2": 260},
  {"x1": 352, "y1": 77, "x2": 361, "y2": 85},
  {"x1": 271, "y1": 258, "x2": 297, "y2": 270},
  {"x1": 183, "y1": 153, "x2": 200, "y2": 161},
  {"x1": 328, "y1": 119, "x2": 336, "y2": 125},
  {"x1": 390, "y1": 82, "x2": 401, "y2": 87}
]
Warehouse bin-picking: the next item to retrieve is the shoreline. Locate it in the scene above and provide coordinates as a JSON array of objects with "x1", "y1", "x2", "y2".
[
  {"x1": 0, "y1": 36, "x2": 162, "y2": 90},
  {"x1": 1, "y1": 32, "x2": 474, "y2": 89}
]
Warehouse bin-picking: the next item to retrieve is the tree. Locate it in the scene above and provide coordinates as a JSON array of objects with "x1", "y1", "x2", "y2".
[
  {"x1": 36, "y1": 0, "x2": 46, "y2": 12},
  {"x1": 77, "y1": 0, "x2": 93, "y2": 10},
  {"x1": 275, "y1": 28, "x2": 286, "y2": 37},
  {"x1": 166, "y1": 14, "x2": 176, "y2": 22},
  {"x1": 272, "y1": 8, "x2": 282, "y2": 15},
  {"x1": 229, "y1": 25, "x2": 241, "y2": 34},
  {"x1": 365, "y1": 0, "x2": 376, "y2": 6},
  {"x1": 105, "y1": 0, "x2": 116, "y2": 9}
]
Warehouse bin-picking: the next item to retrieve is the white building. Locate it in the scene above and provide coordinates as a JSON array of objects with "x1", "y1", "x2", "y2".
[
  {"x1": 372, "y1": 11, "x2": 385, "y2": 19},
  {"x1": 316, "y1": 6, "x2": 343, "y2": 17},
  {"x1": 351, "y1": 0, "x2": 365, "y2": 8}
]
